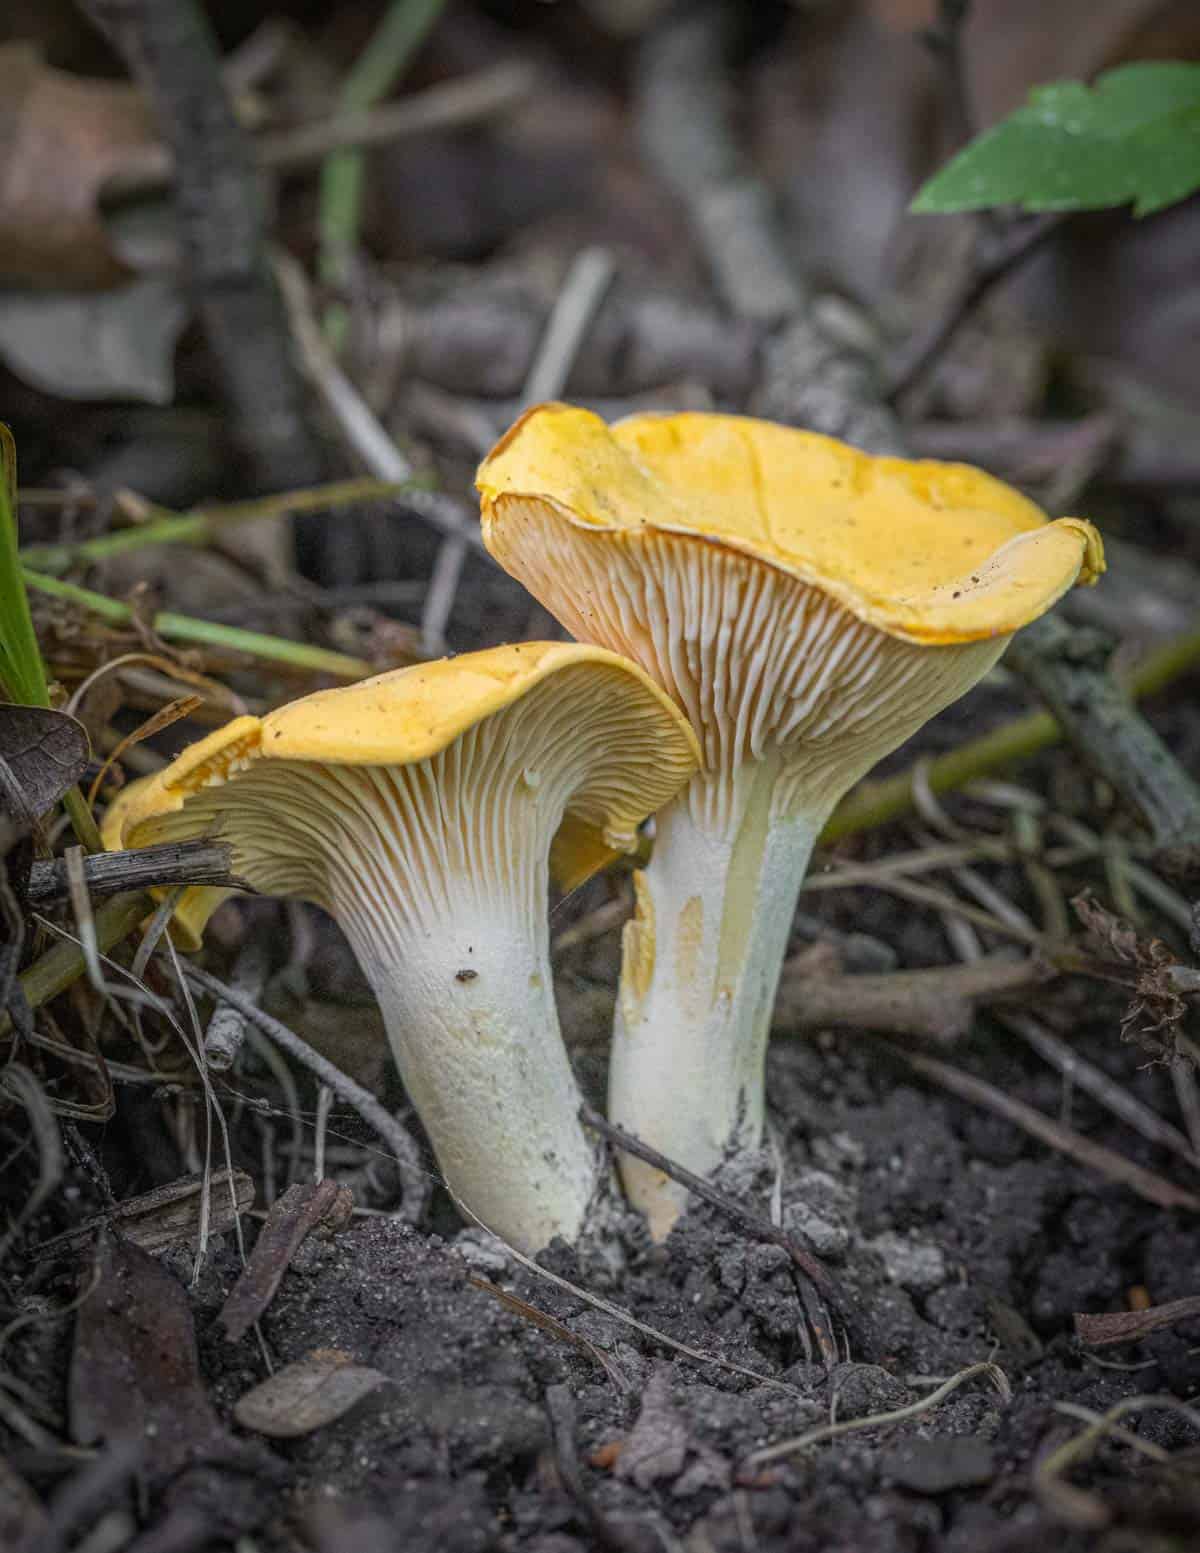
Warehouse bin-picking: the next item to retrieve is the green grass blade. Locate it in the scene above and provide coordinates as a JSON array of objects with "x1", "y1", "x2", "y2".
[{"x1": 0, "y1": 424, "x2": 50, "y2": 706}]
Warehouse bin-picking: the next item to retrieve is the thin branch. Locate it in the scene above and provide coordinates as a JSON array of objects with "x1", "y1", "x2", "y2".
[
  {"x1": 25, "y1": 840, "x2": 242, "y2": 909},
  {"x1": 887, "y1": 213, "x2": 1067, "y2": 400},
  {"x1": 823, "y1": 622, "x2": 1200, "y2": 844},
  {"x1": 579, "y1": 1104, "x2": 858, "y2": 1362},
  {"x1": 181, "y1": 962, "x2": 419, "y2": 1171},
  {"x1": 1075, "y1": 1296, "x2": 1200, "y2": 1349},
  {"x1": 104, "y1": 60, "x2": 536, "y2": 202},
  {"x1": 1006, "y1": 614, "x2": 1200, "y2": 877},
  {"x1": 891, "y1": 1045, "x2": 1200, "y2": 1213},
  {"x1": 80, "y1": 0, "x2": 324, "y2": 496},
  {"x1": 773, "y1": 953, "x2": 1049, "y2": 1045}
]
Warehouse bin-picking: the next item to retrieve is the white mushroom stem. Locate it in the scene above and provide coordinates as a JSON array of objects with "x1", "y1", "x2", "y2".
[
  {"x1": 344, "y1": 870, "x2": 597, "y2": 1255},
  {"x1": 609, "y1": 763, "x2": 826, "y2": 1237},
  {"x1": 269, "y1": 750, "x2": 601, "y2": 1256},
  {"x1": 148, "y1": 707, "x2": 612, "y2": 1254}
]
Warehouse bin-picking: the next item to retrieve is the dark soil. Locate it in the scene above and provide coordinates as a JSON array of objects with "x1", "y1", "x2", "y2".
[{"x1": 8, "y1": 971, "x2": 1200, "y2": 1552}]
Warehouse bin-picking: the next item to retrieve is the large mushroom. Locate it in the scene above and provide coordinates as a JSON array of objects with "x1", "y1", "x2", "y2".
[
  {"x1": 478, "y1": 404, "x2": 1105, "y2": 1234},
  {"x1": 102, "y1": 642, "x2": 699, "y2": 1252}
]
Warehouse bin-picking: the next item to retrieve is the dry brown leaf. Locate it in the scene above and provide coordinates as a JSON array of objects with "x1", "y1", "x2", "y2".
[
  {"x1": 219, "y1": 1179, "x2": 353, "y2": 1343},
  {"x1": 0, "y1": 43, "x2": 157, "y2": 290},
  {"x1": 36, "y1": 1168, "x2": 254, "y2": 1259},
  {"x1": 233, "y1": 1349, "x2": 388, "y2": 1439}
]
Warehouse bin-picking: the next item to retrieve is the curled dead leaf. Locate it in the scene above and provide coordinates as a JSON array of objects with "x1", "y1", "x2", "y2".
[{"x1": 0, "y1": 43, "x2": 157, "y2": 290}]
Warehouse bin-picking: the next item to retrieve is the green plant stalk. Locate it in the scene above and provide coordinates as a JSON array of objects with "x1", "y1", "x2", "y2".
[
  {"x1": 822, "y1": 622, "x2": 1200, "y2": 844},
  {"x1": 0, "y1": 425, "x2": 49, "y2": 707},
  {"x1": 22, "y1": 569, "x2": 372, "y2": 680},
  {"x1": 319, "y1": 0, "x2": 447, "y2": 349},
  {"x1": 2, "y1": 425, "x2": 102, "y2": 851},
  {"x1": 0, "y1": 891, "x2": 152, "y2": 1041},
  {"x1": 62, "y1": 788, "x2": 104, "y2": 854},
  {"x1": 18, "y1": 476, "x2": 424, "y2": 576}
]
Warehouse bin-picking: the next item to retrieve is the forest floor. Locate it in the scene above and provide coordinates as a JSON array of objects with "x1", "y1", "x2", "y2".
[{"x1": 4, "y1": 3, "x2": 1200, "y2": 1551}]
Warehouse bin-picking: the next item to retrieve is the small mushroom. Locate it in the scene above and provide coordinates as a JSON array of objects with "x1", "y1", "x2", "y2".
[
  {"x1": 478, "y1": 404, "x2": 1104, "y2": 1234},
  {"x1": 103, "y1": 642, "x2": 699, "y2": 1252}
]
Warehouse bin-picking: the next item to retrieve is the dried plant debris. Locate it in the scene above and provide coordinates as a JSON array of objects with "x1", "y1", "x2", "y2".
[
  {"x1": 68, "y1": 1232, "x2": 282, "y2": 1541},
  {"x1": 0, "y1": 704, "x2": 89, "y2": 826},
  {"x1": 0, "y1": 43, "x2": 156, "y2": 290},
  {"x1": 234, "y1": 1348, "x2": 388, "y2": 1439},
  {"x1": 1075, "y1": 1294, "x2": 1200, "y2": 1348},
  {"x1": 219, "y1": 1178, "x2": 353, "y2": 1343},
  {"x1": 1072, "y1": 893, "x2": 1195, "y2": 1061},
  {"x1": 35, "y1": 1168, "x2": 254, "y2": 1260}
]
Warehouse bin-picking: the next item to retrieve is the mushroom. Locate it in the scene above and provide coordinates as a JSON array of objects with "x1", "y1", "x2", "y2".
[
  {"x1": 477, "y1": 404, "x2": 1104, "y2": 1234},
  {"x1": 103, "y1": 642, "x2": 700, "y2": 1251}
]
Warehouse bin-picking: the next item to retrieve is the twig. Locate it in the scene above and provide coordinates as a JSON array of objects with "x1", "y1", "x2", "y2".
[
  {"x1": 275, "y1": 249, "x2": 485, "y2": 651},
  {"x1": 104, "y1": 60, "x2": 536, "y2": 202},
  {"x1": 22, "y1": 569, "x2": 372, "y2": 680},
  {"x1": 203, "y1": 935, "x2": 269, "y2": 1072},
  {"x1": 887, "y1": 214, "x2": 1066, "y2": 400},
  {"x1": 454, "y1": 1200, "x2": 803, "y2": 1397},
  {"x1": 19, "y1": 477, "x2": 424, "y2": 576},
  {"x1": 79, "y1": 0, "x2": 325, "y2": 498},
  {"x1": 890, "y1": 1045, "x2": 1200, "y2": 1212},
  {"x1": 999, "y1": 1011, "x2": 1200, "y2": 1170},
  {"x1": 29, "y1": 846, "x2": 234, "y2": 910},
  {"x1": 520, "y1": 248, "x2": 617, "y2": 407},
  {"x1": 773, "y1": 953, "x2": 1049, "y2": 1045},
  {"x1": 1006, "y1": 615, "x2": 1200, "y2": 877},
  {"x1": 1035, "y1": 1395, "x2": 1200, "y2": 1528},
  {"x1": 744, "y1": 1362, "x2": 1010, "y2": 1468},
  {"x1": 181, "y1": 962, "x2": 421, "y2": 1172},
  {"x1": 0, "y1": 892, "x2": 149, "y2": 1041},
  {"x1": 1075, "y1": 1295, "x2": 1200, "y2": 1348},
  {"x1": 319, "y1": 0, "x2": 448, "y2": 350},
  {"x1": 275, "y1": 251, "x2": 482, "y2": 563},
  {"x1": 579, "y1": 1104, "x2": 858, "y2": 1362},
  {"x1": 635, "y1": 0, "x2": 902, "y2": 453},
  {"x1": 822, "y1": 622, "x2": 1200, "y2": 844}
]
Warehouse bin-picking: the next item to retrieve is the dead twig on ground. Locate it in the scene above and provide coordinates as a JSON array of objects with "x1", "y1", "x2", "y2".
[
  {"x1": 104, "y1": 60, "x2": 536, "y2": 202},
  {"x1": 999, "y1": 1010, "x2": 1200, "y2": 1171},
  {"x1": 203, "y1": 935, "x2": 268, "y2": 1072},
  {"x1": 181, "y1": 961, "x2": 424, "y2": 1181},
  {"x1": 744, "y1": 1362, "x2": 1011, "y2": 1469},
  {"x1": 773, "y1": 953, "x2": 1049, "y2": 1045},
  {"x1": 455, "y1": 1200, "x2": 804, "y2": 1398},
  {"x1": 1075, "y1": 1296, "x2": 1200, "y2": 1349},
  {"x1": 1007, "y1": 615, "x2": 1200, "y2": 879},
  {"x1": 887, "y1": 215, "x2": 1066, "y2": 401},
  {"x1": 890, "y1": 1045, "x2": 1200, "y2": 1213},
  {"x1": 636, "y1": 0, "x2": 901, "y2": 452},
  {"x1": 79, "y1": 0, "x2": 325, "y2": 499},
  {"x1": 276, "y1": 248, "x2": 484, "y2": 645},
  {"x1": 1035, "y1": 1395, "x2": 1200, "y2": 1528},
  {"x1": 26, "y1": 841, "x2": 242, "y2": 909},
  {"x1": 580, "y1": 1105, "x2": 857, "y2": 1366}
]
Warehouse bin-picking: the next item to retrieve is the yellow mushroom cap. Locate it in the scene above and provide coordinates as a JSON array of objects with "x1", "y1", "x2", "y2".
[
  {"x1": 102, "y1": 642, "x2": 701, "y2": 940},
  {"x1": 477, "y1": 403, "x2": 1104, "y2": 645}
]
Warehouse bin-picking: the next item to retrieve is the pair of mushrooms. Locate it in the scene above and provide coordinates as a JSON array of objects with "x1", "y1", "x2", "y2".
[{"x1": 104, "y1": 405, "x2": 1104, "y2": 1251}]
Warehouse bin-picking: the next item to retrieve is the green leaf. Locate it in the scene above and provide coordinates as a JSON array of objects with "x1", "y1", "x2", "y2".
[
  {"x1": 912, "y1": 61, "x2": 1200, "y2": 219},
  {"x1": 0, "y1": 425, "x2": 50, "y2": 708}
]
